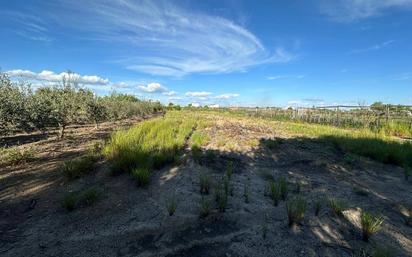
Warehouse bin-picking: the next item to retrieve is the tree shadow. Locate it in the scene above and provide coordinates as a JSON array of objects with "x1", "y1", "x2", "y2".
[{"x1": 1, "y1": 132, "x2": 412, "y2": 256}]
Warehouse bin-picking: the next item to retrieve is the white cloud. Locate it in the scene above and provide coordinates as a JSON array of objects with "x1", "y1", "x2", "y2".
[
  {"x1": 349, "y1": 40, "x2": 395, "y2": 54},
  {"x1": 43, "y1": 1, "x2": 295, "y2": 76},
  {"x1": 138, "y1": 82, "x2": 168, "y2": 93},
  {"x1": 168, "y1": 96, "x2": 182, "y2": 101},
  {"x1": 162, "y1": 90, "x2": 177, "y2": 96},
  {"x1": 185, "y1": 91, "x2": 212, "y2": 97},
  {"x1": 266, "y1": 74, "x2": 305, "y2": 80},
  {"x1": 320, "y1": 0, "x2": 412, "y2": 22},
  {"x1": 6, "y1": 69, "x2": 109, "y2": 85},
  {"x1": 214, "y1": 93, "x2": 240, "y2": 99}
]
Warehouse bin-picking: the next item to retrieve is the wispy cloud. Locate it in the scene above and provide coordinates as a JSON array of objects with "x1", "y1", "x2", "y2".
[
  {"x1": 320, "y1": 0, "x2": 412, "y2": 22},
  {"x1": 349, "y1": 40, "x2": 395, "y2": 54},
  {"x1": 266, "y1": 74, "x2": 305, "y2": 80},
  {"x1": 214, "y1": 93, "x2": 240, "y2": 99},
  {"x1": 394, "y1": 72, "x2": 412, "y2": 81},
  {"x1": 185, "y1": 91, "x2": 212, "y2": 97},
  {"x1": 3, "y1": 11, "x2": 53, "y2": 42},
  {"x1": 6, "y1": 69, "x2": 109, "y2": 85},
  {"x1": 37, "y1": 0, "x2": 295, "y2": 76}
]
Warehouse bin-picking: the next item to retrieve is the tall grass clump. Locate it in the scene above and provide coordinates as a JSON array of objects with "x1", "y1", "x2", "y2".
[
  {"x1": 269, "y1": 180, "x2": 281, "y2": 206},
  {"x1": 279, "y1": 176, "x2": 288, "y2": 200},
  {"x1": 286, "y1": 197, "x2": 306, "y2": 227},
  {"x1": 200, "y1": 172, "x2": 212, "y2": 194},
  {"x1": 103, "y1": 112, "x2": 196, "y2": 174},
  {"x1": 132, "y1": 167, "x2": 150, "y2": 186},
  {"x1": 328, "y1": 198, "x2": 346, "y2": 217},
  {"x1": 361, "y1": 211, "x2": 384, "y2": 242},
  {"x1": 166, "y1": 194, "x2": 178, "y2": 216}
]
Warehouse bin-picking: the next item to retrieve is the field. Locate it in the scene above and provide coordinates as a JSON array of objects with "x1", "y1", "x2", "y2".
[{"x1": 1, "y1": 110, "x2": 412, "y2": 257}]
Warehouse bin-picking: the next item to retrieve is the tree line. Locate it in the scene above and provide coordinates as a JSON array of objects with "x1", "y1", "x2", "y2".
[{"x1": 0, "y1": 72, "x2": 164, "y2": 138}]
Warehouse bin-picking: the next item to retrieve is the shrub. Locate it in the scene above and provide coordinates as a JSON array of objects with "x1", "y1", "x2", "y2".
[
  {"x1": 279, "y1": 177, "x2": 288, "y2": 200},
  {"x1": 269, "y1": 180, "x2": 281, "y2": 206},
  {"x1": 361, "y1": 211, "x2": 384, "y2": 242},
  {"x1": 286, "y1": 197, "x2": 306, "y2": 227},
  {"x1": 61, "y1": 154, "x2": 97, "y2": 179},
  {"x1": 200, "y1": 173, "x2": 212, "y2": 194},
  {"x1": 166, "y1": 194, "x2": 178, "y2": 216},
  {"x1": 2, "y1": 147, "x2": 35, "y2": 165},
  {"x1": 199, "y1": 197, "x2": 212, "y2": 218},
  {"x1": 328, "y1": 198, "x2": 346, "y2": 217},
  {"x1": 132, "y1": 168, "x2": 151, "y2": 186}
]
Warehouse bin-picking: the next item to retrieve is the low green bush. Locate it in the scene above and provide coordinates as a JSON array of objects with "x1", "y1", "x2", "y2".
[{"x1": 61, "y1": 154, "x2": 97, "y2": 179}]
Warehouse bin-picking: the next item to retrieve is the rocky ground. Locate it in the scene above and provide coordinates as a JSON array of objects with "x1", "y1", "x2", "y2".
[{"x1": 1, "y1": 114, "x2": 412, "y2": 257}]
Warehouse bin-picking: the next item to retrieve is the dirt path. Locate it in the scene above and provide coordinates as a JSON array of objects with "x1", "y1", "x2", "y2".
[{"x1": 1, "y1": 115, "x2": 412, "y2": 257}]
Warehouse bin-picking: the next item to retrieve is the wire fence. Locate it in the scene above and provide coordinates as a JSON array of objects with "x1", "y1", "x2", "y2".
[{"x1": 226, "y1": 105, "x2": 412, "y2": 137}]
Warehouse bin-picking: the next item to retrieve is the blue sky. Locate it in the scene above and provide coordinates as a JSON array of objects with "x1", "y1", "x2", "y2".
[{"x1": 1, "y1": 0, "x2": 411, "y2": 107}]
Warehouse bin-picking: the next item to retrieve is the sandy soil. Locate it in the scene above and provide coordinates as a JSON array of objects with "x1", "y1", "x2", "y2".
[{"x1": 1, "y1": 114, "x2": 412, "y2": 257}]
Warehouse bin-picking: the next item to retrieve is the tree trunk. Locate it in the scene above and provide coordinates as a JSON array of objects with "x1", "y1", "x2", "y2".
[{"x1": 58, "y1": 124, "x2": 66, "y2": 139}]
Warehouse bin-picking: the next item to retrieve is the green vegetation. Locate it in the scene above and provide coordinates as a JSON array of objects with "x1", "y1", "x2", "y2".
[
  {"x1": 372, "y1": 246, "x2": 396, "y2": 257},
  {"x1": 199, "y1": 172, "x2": 212, "y2": 195},
  {"x1": 0, "y1": 147, "x2": 35, "y2": 165},
  {"x1": 314, "y1": 199, "x2": 322, "y2": 216},
  {"x1": 104, "y1": 112, "x2": 196, "y2": 174},
  {"x1": 286, "y1": 197, "x2": 306, "y2": 227},
  {"x1": 361, "y1": 211, "x2": 384, "y2": 242},
  {"x1": 0, "y1": 72, "x2": 162, "y2": 137},
  {"x1": 279, "y1": 177, "x2": 288, "y2": 201},
  {"x1": 62, "y1": 187, "x2": 101, "y2": 211},
  {"x1": 166, "y1": 194, "x2": 178, "y2": 216},
  {"x1": 214, "y1": 181, "x2": 228, "y2": 212},
  {"x1": 62, "y1": 193, "x2": 77, "y2": 211},
  {"x1": 131, "y1": 167, "x2": 151, "y2": 186},
  {"x1": 61, "y1": 154, "x2": 98, "y2": 179},
  {"x1": 328, "y1": 198, "x2": 346, "y2": 217},
  {"x1": 264, "y1": 138, "x2": 280, "y2": 150},
  {"x1": 268, "y1": 180, "x2": 281, "y2": 206},
  {"x1": 199, "y1": 197, "x2": 212, "y2": 218}
]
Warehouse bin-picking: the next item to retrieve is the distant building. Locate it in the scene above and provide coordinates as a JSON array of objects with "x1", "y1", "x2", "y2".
[{"x1": 191, "y1": 103, "x2": 200, "y2": 108}]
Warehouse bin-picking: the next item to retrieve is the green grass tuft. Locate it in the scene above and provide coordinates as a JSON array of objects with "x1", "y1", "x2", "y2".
[
  {"x1": 328, "y1": 198, "x2": 346, "y2": 217},
  {"x1": 269, "y1": 180, "x2": 281, "y2": 206},
  {"x1": 61, "y1": 154, "x2": 97, "y2": 180},
  {"x1": 166, "y1": 194, "x2": 178, "y2": 216},
  {"x1": 132, "y1": 167, "x2": 151, "y2": 186},
  {"x1": 279, "y1": 176, "x2": 288, "y2": 200},
  {"x1": 286, "y1": 197, "x2": 306, "y2": 227},
  {"x1": 199, "y1": 172, "x2": 212, "y2": 194},
  {"x1": 199, "y1": 197, "x2": 212, "y2": 218},
  {"x1": 361, "y1": 211, "x2": 384, "y2": 242}
]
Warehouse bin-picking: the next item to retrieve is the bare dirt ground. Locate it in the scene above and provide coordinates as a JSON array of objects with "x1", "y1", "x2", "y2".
[{"x1": 1, "y1": 114, "x2": 412, "y2": 257}]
